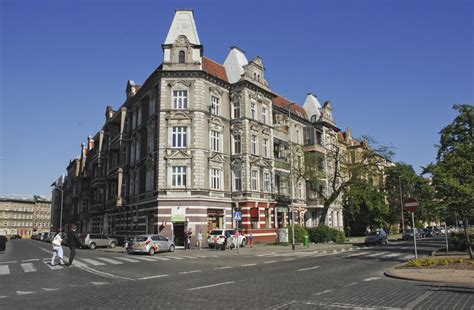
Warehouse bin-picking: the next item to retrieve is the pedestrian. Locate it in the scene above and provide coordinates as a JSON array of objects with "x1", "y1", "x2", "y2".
[
  {"x1": 196, "y1": 230, "x2": 203, "y2": 250},
  {"x1": 213, "y1": 235, "x2": 219, "y2": 251},
  {"x1": 225, "y1": 230, "x2": 232, "y2": 251},
  {"x1": 234, "y1": 230, "x2": 240, "y2": 252},
  {"x1": 66, "y1": 224, "x2": 81, "y2": 266},
  {"x1": 249, "y1": 233, "x2": 254, "y2": 248},
  {"x1": 51, "y1": 230, "x2": 65, "y2": 266}
]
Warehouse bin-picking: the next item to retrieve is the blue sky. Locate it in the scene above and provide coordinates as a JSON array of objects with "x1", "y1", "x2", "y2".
[{"x1": 1, "y1": 0, "x2": 472, "y2": 197}]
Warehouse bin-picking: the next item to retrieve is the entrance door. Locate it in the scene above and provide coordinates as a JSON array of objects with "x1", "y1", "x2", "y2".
[{"x1": 173, "y1": 222, "x2": 185, "y2": 246}]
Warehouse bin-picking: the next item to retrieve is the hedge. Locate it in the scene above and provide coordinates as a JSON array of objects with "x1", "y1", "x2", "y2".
[{"x1": 307, "y1": 226, "x2": 346, "y2": 244}]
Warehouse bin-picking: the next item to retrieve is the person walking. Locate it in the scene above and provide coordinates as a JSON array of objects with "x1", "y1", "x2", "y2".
[
  {"x1": 225, "y1": 230, "x2": 232, "y2": 251},
  {"x1": 66, "y1": 224, "x2": 81, "y2": 266},
  {"x1": 51, "y1": 230, "x2": 65, "y2": 266},
  {"x1": 249, "y1": 233, "x2": 254, "y2": 248},
  {"x1": 187, "y1": 228, "x2": 192, "y2": 250},
  {"x1": 196, "y1": 230, "x2": 203, "y2": 250}
]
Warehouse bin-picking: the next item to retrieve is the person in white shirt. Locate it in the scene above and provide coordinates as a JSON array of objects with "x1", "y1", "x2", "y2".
[
  {"x1": 51, "y1": 230, "x2": 65, "y2": 266},
  {"x1": 196, "y1": 231, "x2": 203, "y2": 250}
]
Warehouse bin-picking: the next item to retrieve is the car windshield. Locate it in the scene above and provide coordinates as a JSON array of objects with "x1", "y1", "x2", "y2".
[
  {"x1": 136, "y1": 236, "x2": 148, "y2": 242},
  {"x1": 369, "y1": 231, "x2": 382, "y2": 236},
  {"x1": 209, "y1": 230, "x2": 223, "y2": 235}
]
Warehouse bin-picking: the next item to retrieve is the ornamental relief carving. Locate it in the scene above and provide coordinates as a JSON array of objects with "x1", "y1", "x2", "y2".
[
  {"x1": 208, "y1": 116, "x2": 223, "y2": 128},
  {"x1": 166, "y1": 111, "x2": 192, "y2": 122},
  {"x1": 231, "y1": 92, "x2": 241, "y2": 101},
  {"x1": 174, "y1": 35, "x2": 190, "y2": 47},
  {"x1": 209, "y1": 86, "x2": 224, "y2": 96},
  {"x1": 167, "y1": 80, "x2": 193, "y2": 89}
]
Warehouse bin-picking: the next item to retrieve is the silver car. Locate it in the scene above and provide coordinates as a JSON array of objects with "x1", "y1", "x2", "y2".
[
  {"x1": 127, "y1": 234, "x2": 175, "y2": 255},
  {"x1": 79, "y1": 233, "x2": 118, "y2": 250}
]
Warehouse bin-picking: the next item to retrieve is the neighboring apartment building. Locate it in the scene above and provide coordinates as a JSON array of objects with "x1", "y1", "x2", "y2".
[
  {"x1": 0, "y1": 195, "x2": 51, "y2": 237},
  {"x1": 54, "y1": 10, "x2": 347, "y2": 245}
]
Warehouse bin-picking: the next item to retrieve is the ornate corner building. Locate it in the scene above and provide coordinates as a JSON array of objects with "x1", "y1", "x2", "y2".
[{"x1": 52, "y1": 10, "x2": 348, "y2": 245}]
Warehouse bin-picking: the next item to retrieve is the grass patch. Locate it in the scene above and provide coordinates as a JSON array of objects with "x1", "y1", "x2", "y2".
[{"x1": 404, "y1": 257, "x2": 474, "y2": 270}]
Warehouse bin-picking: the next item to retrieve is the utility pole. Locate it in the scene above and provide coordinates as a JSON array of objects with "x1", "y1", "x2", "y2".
[
  {"x1": 288, "y1": 103, "x2": 296, "y2": 251},
  {"x1": 398, "y1": 176, "x2": 405, "y2": 234}
]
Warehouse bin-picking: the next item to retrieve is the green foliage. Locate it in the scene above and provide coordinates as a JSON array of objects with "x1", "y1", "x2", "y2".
[
  {"x1": 450, "y1": 231, "x2": 474, "y2": 251},
  {"x1": 307, "y1": 226, "x2": 345, "y2": 244},
  {"x1": 406, "y1": 257, "x2": 469, "y2": 267},
  {"x1": 343, "y1": 179, "x2": 389, "y2": 236},
  {"x1": 288, "y1": 224, "x2": 308, "y2": 244}
]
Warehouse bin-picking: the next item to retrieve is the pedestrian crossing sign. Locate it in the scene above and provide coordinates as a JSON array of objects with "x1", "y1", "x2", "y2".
[{"x1": 233, "y1": 211, "x2": 242, "y2": 221}]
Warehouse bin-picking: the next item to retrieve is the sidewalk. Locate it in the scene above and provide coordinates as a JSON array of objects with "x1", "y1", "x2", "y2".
[{"x1": 385, "y1": 267, "x2": 474, "y2": 285}]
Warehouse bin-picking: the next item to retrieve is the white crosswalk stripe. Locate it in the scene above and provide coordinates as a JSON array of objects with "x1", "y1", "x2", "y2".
[
  {"x1": 381, "y1": 253, "x2": 402, "y2": 258},
  {"x1": 347, "y1": 251, "x2": 371, "y2": 257},
  {"x1": 80, "y1": 258, "x2": 106, "y2": 266},
  {"x1": 114, "y1": 257, "x2": 140, "y2": 263},
  {"x1": 166, "y1": 256, "x2": 185, "y2": 260},
  {"x1": 95, "y1": 257, "x2": 123, "y2": 265},
  {"x1": 20, "y1": 263, "x2": 36, "y2": 273},
  {"x1": 366, "y1": 251, "x2": 388, "y2": 257},
  {"x1": 148, "y1": 256, "x2": 171, "y2": 261},
  {"x1": 0, "y1": 265, "x2": 10, "y2": 275},
  {"x1": 129, "y1": 256, "x2": 160, "y2": 262}
]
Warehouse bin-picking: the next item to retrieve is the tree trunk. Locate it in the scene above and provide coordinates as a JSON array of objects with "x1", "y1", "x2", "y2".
[
  {"x1": 462, "y1": 220, "x2": 473, "y2": 259},
  {"x1": 318, "y1": 202, "x2": 331, "y2": 227}
]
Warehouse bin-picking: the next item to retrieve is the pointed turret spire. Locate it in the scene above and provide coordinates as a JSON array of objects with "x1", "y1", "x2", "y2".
[
  {"x1": 303, "y1": 93, "x2": 322, "y2": 122},
  {"x1": 164, "y1": 9, "x2": 200, "y2": 45},
  {"x1": 223, "y1": 46, "x2": 249, "y2": 84}
]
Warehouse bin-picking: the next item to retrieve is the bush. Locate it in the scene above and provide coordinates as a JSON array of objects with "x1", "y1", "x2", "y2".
[
  {"x1": 450, "y1": 231, "x2": 474, "y2": 251},
  {"x1": 307, "y1": 226, "x2": 346, "y2": 244},
  {"x1": 288, "y1": 224, "x2": 308, "y2": 244}
]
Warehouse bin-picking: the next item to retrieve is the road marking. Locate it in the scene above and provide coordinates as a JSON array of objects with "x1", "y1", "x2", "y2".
[
  {"x1": 405, "y1": 291, "x2": 433, "y2": 310},
  {"x1": 0, "y1": 260, "x2": 17, "y2": 264},
  {"x1": 43, "y1": 288, "x2": 60, "y2": 291},
  {"x1": 241, "y1": 263, "x2": 257, "y2": 267},
  {"x1": 0, "y1": 295, "x2": 8, "y2": 298},
  {"x1": 137, "y1": 274, "x2": 169, "y2": 280},
  {"x1": 22, "y1": 258, "x2": 39, "y2": 262},
  {"x1": 344, "y1": 282, "x2": 357, "y2": 287},
  {"x1": 44, "y1": 262, "x2": 63, "y2": 270},
  {"x1": 115, "y1": 257, "x2": 140, "y2": 263},
  {"x1": 264, "y1": 260, "x2": 277, "y2": 264},
  {"x1": 187, "y1": 281, "x2": 235, "y2": 291},
  {"x1": 166, "y1": 256, "x2": 185, "y2": 260},
  {"x1": 95, "y1": 257, "x2": 123, "y2": 265},
  {"x1": 381, "y1": 253, "x2": 402, "y2": 258},
  {"x1": 401, "y1": 246, "x2": 410, "y2": 249},
  {"x1": 363, "y1": 277, "x2": 381, "y2": 281},
  {"x1": 297, "y1": 266, "x2": 320, "y2": 272},
  {"x1": 282, "y1": 258, "x2": 294, "y2": 261},
  {"x1": 402, "y1": 255, "x2": 415, "y2": 260},
  {"x1": 78, "y1": 265, "x2": 135, "y2": 281},
  {"x1": 91, "y1": 282, "x2": 109, "y2": 286},
  {"x1": 179, "y1": 270, "x2": 202, "y2": 274},
  {"x1": 179, "y1": 256, "x2": 197, "y2": 259},
  {"x1": 148, "y1": 256, "x2": 171, "y2": 261},
  {"x1": 17, "y1": 291, "x2": 36, "y2": 295},
  {"x1": 304, "y1": 301, "x2": 401, "y2": 309},
  {"x1": 256, "y1": 253, "x2": 275, "y2": 257},
  {"x1": 367, "y1": 252, "x2": 388, "y2": 257},
  {"x1": 128, "y1": 256, "x2": 158, "y2": 262},
  {"x1": 272, "y1": 300, "x2": 297, "y2": 309},
  {"x1": 81, "y1": 258, "x2": 106, "y2": 266},
  {"x1": 347, "y1": 251, "x2": 370, "y2": 257},
  {"x1": 21, "y1": 263, "x2": 37, "y2": 273},
  {"x1": 0, "y1": 265, "x2": 10, "y2": 275},
  {"x1": 313, "y1": 289, "x2": 333, "y2": 296},
  {"x1": 214, "y1": 266, "x2": 232, "y2": 270}
]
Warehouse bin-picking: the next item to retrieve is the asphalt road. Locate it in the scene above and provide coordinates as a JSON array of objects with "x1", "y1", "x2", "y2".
[{"x1": 1, "y1": 237, "x2": 472, "y2": 309}]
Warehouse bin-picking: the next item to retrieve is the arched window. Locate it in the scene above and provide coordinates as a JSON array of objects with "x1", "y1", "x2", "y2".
[{"x1": 178, "y1": 51, "x2": 185, "y2": 64}]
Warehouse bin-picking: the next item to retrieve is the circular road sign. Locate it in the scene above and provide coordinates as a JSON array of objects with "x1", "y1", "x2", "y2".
[{"x1": 403, "y1": 197, "x2": 419, "y2": 212}]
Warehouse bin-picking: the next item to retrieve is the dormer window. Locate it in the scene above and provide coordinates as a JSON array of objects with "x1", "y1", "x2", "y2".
[{"x1": 178, "y1": 51, "x2": 185, "y2": 64}]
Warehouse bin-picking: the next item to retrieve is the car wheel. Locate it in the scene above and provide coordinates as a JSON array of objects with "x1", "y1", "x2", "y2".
[
  {"x1": 241, "y1": 239, "x2": 247, "y2": 247},
  {"x1": 89, "y1": 243, "x2": 96, "y2": 250},
  {"x1": 168, "y1": 245, "x2": 175, "y2": 252},
  {"x1": 149, "y1": 248, "x2": 155, "y2": 255},
  {"x1": 109, "y1": 242, "x2": 116, "y2": 248}
]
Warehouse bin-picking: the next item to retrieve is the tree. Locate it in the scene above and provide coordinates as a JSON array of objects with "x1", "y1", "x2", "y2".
[
  {"x1": 300, "y1": 135, "x2": 394, "y2": 227},
  {"x1": 424, "y1": 104, "x2": 473, "y2": 259},
  {"x1": 343, "y1": 179, "x2": 389, "y2": 236}
]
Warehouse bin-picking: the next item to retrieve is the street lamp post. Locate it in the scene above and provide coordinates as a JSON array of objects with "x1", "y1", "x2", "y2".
[
  {"x1": 53, "y1": 185, "x2": 64, "y2": 231},
  {"x1": 398, "y1": 176, "x2": 405, "y2": 234},
  {"x1": 287, "y1": 103, "x2": 296, "y2": 251}
]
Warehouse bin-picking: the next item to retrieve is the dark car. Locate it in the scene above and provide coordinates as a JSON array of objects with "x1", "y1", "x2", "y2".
[
  {"x1": 10, "y1": 234, "x2": 22, "y2": 240},
  {"x1": 425, "y1": 228, "x2": 436, "y2": 237},
  {"x1": 0, "y1": 235, "x2": 7, "y2": 251},
  {"x1": 364, "y1": 230, "x2": 388, "y2": 245}
]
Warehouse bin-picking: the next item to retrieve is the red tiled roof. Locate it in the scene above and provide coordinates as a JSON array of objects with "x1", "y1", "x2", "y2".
[
  {"x1": 272, "y1": 96, "x2": 308, "y2": 119},
  {"x1": 202, "y1": 57, "x2": 228, "y2": 82}
]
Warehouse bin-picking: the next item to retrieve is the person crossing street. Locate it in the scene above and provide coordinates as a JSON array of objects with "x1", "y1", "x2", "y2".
[{"x1": 66, "y1": 224, "x2": 81, "y2": 266}]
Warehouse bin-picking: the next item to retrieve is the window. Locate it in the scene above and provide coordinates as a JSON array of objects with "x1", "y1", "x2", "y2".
[
  {"x1": 298, "y1": 182, "x2": 303, "y2": 199},
  {"x1": 211, "y1": 130, "x2": 220, "y2": 152},
  {"x1": 263, "y1": 172, "x2": 270, "y2": 192},
  {"x1": 172, "y1": 127, "x2": 187, "y2": 148},
  {"x1": 211, "y1": 96, "x2": 220, "y2": 115},
  {"x1": 136, "y1": 140, "x2": 141, "y2": 161},
  {"x1": 233, "y1": 102, "x2": 240, "y2": 119},
  {"x1": 263, "y1": 138, "x2": 269, "y2": 158},
  {"x1": 172, "y1": 166, "x2": 187, "y2": 187},
  {"x1": 178, "y1": 50, "x2": 185, "y2": 63},
  {"x1": 233, "y1": 133, "x2": 241, "y2": 154},
  {"x1": 137, "y1": 105, "x2": 142, "y2": 126},
  {"x1": 173, "y1": 90, "x2": 188, "y2": 109},
  {"x1": 233, "y1": 170, "x2": 242, "y2": 191},
  {"x1": 251, "y1": 170, "x2": 259, "y2": 191},
  {"x1": 296, "y1": 129, "x2": 300, "y2": 144},
  {"x1": 149, "y1": 96, "x2": 156, "y2": 115},
  {"x1": 131, "y1": 111, "x2": 136, "y2": 130},
  {"x1": 147, "y1": 125, "x2": 155, "y2": 153},
  {"x1": 146, "y1": 166, "x2": 154, "y2": 192},
  {"x1": 262, "y1": 106, "x2": 267, "y2": 124},
  {"x1": 251, "y1": 134, "x2": 257, "y2": 155},
  {"x1": 134, "y1": 173, "x2": 140, "y2": 194},
  {"x1": 251, "y1": 102, "x2": 256, "y2": 120},
  {"x1": 210, "y1": 168, "x2": 221, "y2": 190}
]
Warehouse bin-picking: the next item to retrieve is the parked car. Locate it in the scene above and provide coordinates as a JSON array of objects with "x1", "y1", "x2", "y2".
[
  {"x1": 40, "y1": 232, "x2": 50, "y2": 241},
  {"x1": 207, "y1": 229, "x2": 247, "y2": 250},
  {"x1": 0, "y1": 235, "x2": 7, "y2": 251},
  {"x1": 127, "y1": 234, "x2": 175, "y2": 255},
  {"x1": 79, "y1": 233, "x2": 118, "y2": 250},
  {"x1": 402, "y1": 229, "x2": 421, "y2": 240},
  {"x1": 364, "y1": 230, "x2": 388, "y2": 245},
  {"x1": 425, "y1": 228, "x2": 436, "y2": 237},
  {"x1": 10, "y1": 234, "x2": 22, "y2": 240}
]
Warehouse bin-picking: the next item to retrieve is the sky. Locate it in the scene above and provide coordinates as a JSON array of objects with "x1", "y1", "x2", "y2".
[{"x1": 1, "y1": 0, "x2": 472, "y2": 198}]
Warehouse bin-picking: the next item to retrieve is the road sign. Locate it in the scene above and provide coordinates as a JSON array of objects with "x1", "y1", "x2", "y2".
[
  {"x1": 233, "y1": 211, "x2": 242, "y2": 221},
  {"x1": 403, "y1": 197, "x2": 419, "y2": 212}
]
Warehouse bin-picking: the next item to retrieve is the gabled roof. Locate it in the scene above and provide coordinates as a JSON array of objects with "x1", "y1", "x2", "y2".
[
  {"x1": 272, "y1": 96, "x2": 308, "y2": 119},
  {"x1": 164, "y1": 10, "x2": 201, "y2": 45},
  {"x1": 202, "y1": 57, "x2": 228, "y2": 82}
]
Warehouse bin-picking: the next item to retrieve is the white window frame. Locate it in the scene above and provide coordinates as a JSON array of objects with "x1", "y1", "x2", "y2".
[
  {"x1": 211, "y1": 96, "x2": 220, "y2": 116},
  {"x1": 251, "y1": 134, "x2": 257, "y2": 155},
  {"x1": 171, "y1": 166, "x2": 187, "y2": 188},
  {"x1": 233, "y1": 169, "x2": 242, "y2": 191},
  {"x1": 172, "y1": 126, "x2": 187, "y2": 148},
  {"x1": 251, "y1": 102, "x2": 256, "y2": 120},
  {"x1": 210, "y1": 168, "x2": 221, "y2": 190},
  {"x1": 211, "y1": 130, "x2": 220, "y2": 152},
  {"x1": 251, "y1": 170, "x2": 259, "y2": 191},
  {"x1": 263, "y1": 172, "x2": 270, "y2": 192},
  {"x1": 173, "y1": 90, "x2": 188, "y2": 109},
  {"x1": 262, "y1": 106, "x2": 267, "y2": 124},
  {"x1": 263, "y1": 138, "x2": 269, "y2": 158},
  {"x1": 233, "y1": 102, "x2": 240, "y2": 119},
  {"x1": 233, "y1": 133, "x2": 241, "y2": 154}
]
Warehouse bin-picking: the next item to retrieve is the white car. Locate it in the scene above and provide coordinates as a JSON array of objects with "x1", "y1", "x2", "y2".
[{"x1": 207, "y1": 229, "x2": 246, "y2": 250}]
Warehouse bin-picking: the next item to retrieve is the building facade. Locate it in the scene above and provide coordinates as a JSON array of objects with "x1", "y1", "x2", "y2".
[
  {"x1": 0, "y1": 195, "x2": 51, "y2": 237},
  {"x1": 54, "y1": 10, "x2": 347, "y2": 245}
]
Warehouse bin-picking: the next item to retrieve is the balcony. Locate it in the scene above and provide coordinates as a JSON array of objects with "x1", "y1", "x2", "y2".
[{"x1": 305, "y1": 143, "x2": 326, "y2": 154}]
